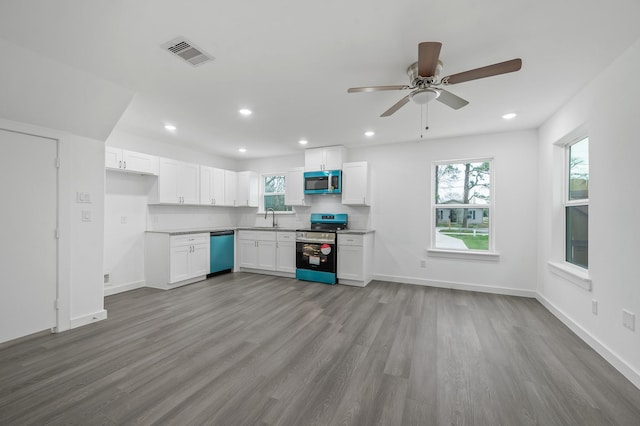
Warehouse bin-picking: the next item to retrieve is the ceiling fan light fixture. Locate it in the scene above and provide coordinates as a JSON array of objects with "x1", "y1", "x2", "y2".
[{"x1": 410, "y1": 88, "x2": 440, "y2": 105}]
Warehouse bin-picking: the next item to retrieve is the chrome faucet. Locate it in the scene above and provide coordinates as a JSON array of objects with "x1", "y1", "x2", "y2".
[{"x1": 265, "y1": 208, "x2": 277, "y2": 228}]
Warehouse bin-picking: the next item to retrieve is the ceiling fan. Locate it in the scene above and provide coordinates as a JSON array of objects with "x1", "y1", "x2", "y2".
[{"x1": 347, "y1": 42, "x2": 522, "y2": 117}]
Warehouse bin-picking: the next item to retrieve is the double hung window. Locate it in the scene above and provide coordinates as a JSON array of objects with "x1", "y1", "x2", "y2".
[
  {"x1": 262, "y1": 174, "x2": 292, "y2": 212},
  {"x1": 565, "y1": 137, "x2": 589, "y2": 268},
  {"x1": 433, "y1": 159, "x2": 492, "y2": 252}
]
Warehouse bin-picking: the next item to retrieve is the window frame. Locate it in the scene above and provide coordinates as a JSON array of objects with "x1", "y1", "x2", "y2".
[
  {"x1": 563, "y1": 136, "x2": 589, "y2": 270},
  {"x1": 428, "y1": 157, "x2": 499, "y2": 261},
  {"x1": 259, "y1": 172, "x2": 293, "y2": 214}
]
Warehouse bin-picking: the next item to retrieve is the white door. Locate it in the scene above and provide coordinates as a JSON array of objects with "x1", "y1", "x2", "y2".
[
  {"x1": 178, "y1": 162, "x2": 199, "y2": 204},
  {"x1": 190, "y1": 243, "x2": 210, "y2": 277},
  {"x1": 337, "y1": 245, "x2": 364, "y2": 281},
  {"x1": 158, "y1": 158, "x2": 179, "y2": 203},
  {"x1": 0, "y1": 129, "x2": 57, "y2": 343},
  {"x1": 170, "y1": 245, "x2": 191, "y2": 283},
  {"x1": 276, "y1": 241, "x2": 296, "y2": 273},
  {"x1": 238, "y1": 239, "x2": 258, "y2": 268},
  {"x1": 257, "y1": 240, "x2": 277, "y2": 271}
]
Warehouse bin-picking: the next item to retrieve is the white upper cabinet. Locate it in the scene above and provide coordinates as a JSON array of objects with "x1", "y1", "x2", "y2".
[
  {"x1": 224, "y1": 170, "x2": 237, "y2": 206},
  {"x1": 304, "y1": 146, "x2": 346, "y2": 171},
  {"x1": 236, "y1": 171, "x2": 259, "y2": 207},
  {"x1": 200, "y1": 166, "x2": 226, "y2": 206},
  {"x1": 285, "y1": 167, "x2": 307, "y2": 206},
  {"x1": 342, "y1": 161, "x2": 371, "y2": 206},
  {"x1": 151, "y1": 157, "x2": 200, "y2": 204},
  {"x1": 105, "y1": 147, "x2": 158, "y2": 175}
]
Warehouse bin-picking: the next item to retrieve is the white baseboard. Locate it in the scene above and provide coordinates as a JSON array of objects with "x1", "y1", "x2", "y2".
[
  {"x1": 68, "y1": 309, "x2": 108, "y2": 329},
  {"x1": 104, "y1": 280, "x2": 145, "y2": 296},
  {"x1": 537, "y1": 293, "x2": 640, "y2": 390},
  {"x1": 372, "y1": 274, "x2": 537, "y2": 298}
]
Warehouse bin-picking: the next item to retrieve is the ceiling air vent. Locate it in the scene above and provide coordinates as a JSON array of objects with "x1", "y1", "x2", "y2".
[{"x1": 161, "y1": 37, "x2": 214, "y2": 67}]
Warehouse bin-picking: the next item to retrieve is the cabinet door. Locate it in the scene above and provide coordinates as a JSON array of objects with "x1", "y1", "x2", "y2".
[
  {"x1": 238, "y1": 239, "x2": 258, "y2": 268},
  {"x1": 211, "y1": 168, "x2": 225, "y2": 206},
  {"x1": 342, "y1": 161, "x2": 369, "y2": 205},
  {"x1": 285, "y1": 167, "x2": 306, "y2": 206},
  {"x1": 200, "y1": 166, "x2": 213, "y2": 205},
  {"x1": 122, "y1": 150, "x2": 158, "y2": 175},
  {"x1": 190, "y1": 243, "x2": 210, "y2": 277},
  {"x1": 158, "y1": 158, "x2": 180, "y2": 203},
  {"x1": 105, "y1": 147, "x2": 122, "y2": 169},
  {"x1": 304, "y1": 148, "x2": 325, "y2": 171},
  {"x1": 257, "y1": 240, "x2": 277, "y2": 271},
  {"x1": 237, "y1": 171, "x2": 259, "y2": 207},
  {"x1": 276, "y1": 240, "x2": 296, "y2": 273},
  {"x1": 323, "y1": 146, "x2": 344, "y2": 170},
  {"x1": 170, "y1": 245, "x2": 191, "y2": 283},
  {"x1": 337, "y1": 245, "x2": 364, "y2": 281},
  {"x1": 224, "y1": 170, "x2": 237, "y2": 206},
  {"x1": 179, "y1": 162, "x2": 200, "y2": 204}
]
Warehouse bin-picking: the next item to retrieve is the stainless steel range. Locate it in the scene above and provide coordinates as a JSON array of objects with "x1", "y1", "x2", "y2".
[{"x1": 296, "y1": 213, "x2": 348, "y2": 285}]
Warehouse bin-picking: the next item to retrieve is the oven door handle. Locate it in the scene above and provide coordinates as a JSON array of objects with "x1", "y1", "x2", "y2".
[{"x1": 296, "y1": 238, "x2": 335, "y2": 244}]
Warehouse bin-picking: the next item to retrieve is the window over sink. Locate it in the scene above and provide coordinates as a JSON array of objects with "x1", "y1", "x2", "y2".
[{"x1": 262, "y1": 174, "x2": 293, "y2": 213}]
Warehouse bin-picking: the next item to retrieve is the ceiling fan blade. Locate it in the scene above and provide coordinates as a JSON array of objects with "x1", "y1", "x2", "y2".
[
  {"x1": 381, "y1": 95, "x2": 411, "y2": 117},
  {"x1": 436, "y1": 89, "x2": 469, "y2": 110},
  {"x1": 443, "y1": 58, "x2": 522, "y2": 85},
  {"x1": 348, "y1": 85, "x2": 410, "y2": 93},
  {"x1": 418, "y1": 42, "x2": 442, "y2": 77}
]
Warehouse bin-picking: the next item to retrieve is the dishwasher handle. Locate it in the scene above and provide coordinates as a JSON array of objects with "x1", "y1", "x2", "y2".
[{"x1": 210, "y1": 230, "x2": 235, "y2": 237}]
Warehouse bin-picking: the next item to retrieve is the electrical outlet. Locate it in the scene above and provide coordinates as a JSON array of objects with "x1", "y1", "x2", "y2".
[
  {"x1": 81, "y1": 210, "x2": 92, "y2": 222},
  {"x1": 420, "y1": 260, "x2": 427, "y2": 268},
  {"x1": 623, "y1": 310, "x2": 635, "y2": 331},
  {"x1": 592, "y1": 299, "x2": 598, "y2": 316}
]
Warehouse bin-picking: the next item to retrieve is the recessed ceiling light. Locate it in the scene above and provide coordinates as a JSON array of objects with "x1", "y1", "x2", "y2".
[
  {"x1": 239, "y1": 109, "x2": 252, "y2": 116},
  {"x1": 502, "y1": 112, "x2": 517, "y2": 120},
  {"x1": 298, "y1": 139, "x2": 308, "y2": 145},
  {"x1": 164, "y1": 124, "x2": 177, "y2": 131},
  {"x1": 364, "y1": 131, "x2": 375, "y2": 137},
  {"x1": 238, "y1": 148, "x2": 247, "y2": 153}
]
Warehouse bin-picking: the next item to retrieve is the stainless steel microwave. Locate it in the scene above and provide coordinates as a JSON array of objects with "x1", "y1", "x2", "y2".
[{"x1": 303, "y1": 170, "x2": 342, "y2": 194}]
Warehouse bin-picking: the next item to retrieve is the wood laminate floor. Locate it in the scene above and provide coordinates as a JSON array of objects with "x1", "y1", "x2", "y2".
[{"x1": 1, "y1": 273, "x2": 640, "y2": 425}]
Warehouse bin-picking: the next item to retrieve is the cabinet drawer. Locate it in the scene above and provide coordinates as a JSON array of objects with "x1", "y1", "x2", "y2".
[
  {"x1": 338, "y1": 234, "x2": 363, "y2": 246},
  {"x1": 238, "y1": 230, "x2": 276, "y2": 241},
  {"x1": 171, "y1": 233, "x2": 209, "y2": 247},
  {"x1": 277, "y1": 231, "x2": 296, "y2": 242}
]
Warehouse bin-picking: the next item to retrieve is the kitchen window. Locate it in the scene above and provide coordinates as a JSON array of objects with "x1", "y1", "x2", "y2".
[
  {"x1": 565, "y1": 137, "x2": 589, "y2": 269},
  {"x1": 430, "y1": 159, "x2": 497, "y2": 259},
  {"x1": 262, "y1": 174, "x2": 292, "y2": 213}
]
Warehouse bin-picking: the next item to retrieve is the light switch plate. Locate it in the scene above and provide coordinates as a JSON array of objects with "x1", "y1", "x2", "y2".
[
  {"x1": 76, "y1": 192, "x2": 91, "y2": 203},
  {"x1": 81, "y1": 210, "x2": 92, "y2": 222}
]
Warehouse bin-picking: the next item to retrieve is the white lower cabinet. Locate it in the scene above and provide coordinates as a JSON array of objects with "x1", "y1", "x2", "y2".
[
  {"x1": 238, "y1": 230, "x2": 296, "y2": 275},
  {"x1": 337, "y1": 233, "x2": 374, "y2": 287},
  {"x1": 237, "y1": 230, "x2": 276, "y2": 271},
  {"x1": 276, "y1": 232, "x2": 296, "y2": 273},
  {"x1": 145, "y1": 232, "x2": 210, "y2": 289}
]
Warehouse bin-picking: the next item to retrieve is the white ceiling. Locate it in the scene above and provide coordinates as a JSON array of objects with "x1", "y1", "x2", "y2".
[{"x1": 1, "y1": 0, "x2": 639, "y2": 159}]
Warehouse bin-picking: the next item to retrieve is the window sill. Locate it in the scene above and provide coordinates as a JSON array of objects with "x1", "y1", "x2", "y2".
[
  {"x1": 427, "y1": 249, "x2": 500, "y2": 262},
  {"x1": 548, "y1": 261, "x2": 592, "y2": 291},
  {"x1": 256, "y1": 211, "x2": 296, "y2": 215}
]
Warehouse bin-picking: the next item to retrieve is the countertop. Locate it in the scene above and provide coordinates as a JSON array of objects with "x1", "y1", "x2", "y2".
[{"x1": 146, "y1": 227, "x2": 375, "y2": 236}]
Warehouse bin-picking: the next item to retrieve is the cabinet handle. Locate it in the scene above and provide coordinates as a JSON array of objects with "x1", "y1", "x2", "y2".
[
  {"x1": 123, "y1": 161, "x2": 127, "y2": 169},
  {"x1": 119, "y1": 160, "x2": 122, "y2": 168}
]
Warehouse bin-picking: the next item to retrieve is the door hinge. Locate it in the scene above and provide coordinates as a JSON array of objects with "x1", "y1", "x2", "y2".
[
  {"x1": 54, "y1": 299, "x2": 60, "y2": 310},
  {"x1": 55, "y1": 157, "x2": 61, "y2": 168},
  {"x1": 54, "y1": 228, "x2": 60, "y2": 239}
]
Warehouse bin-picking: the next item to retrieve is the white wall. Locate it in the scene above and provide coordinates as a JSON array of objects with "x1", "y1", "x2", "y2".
[
  {"x1": 537, "y1": 38, "x2": 640, "y2": 387},
  {"x1": 0, "y1": 118, "x2": 107, "y2": 333},
  {"x1": 348, "y1": 130, "x2": 539, "y2": 296}
]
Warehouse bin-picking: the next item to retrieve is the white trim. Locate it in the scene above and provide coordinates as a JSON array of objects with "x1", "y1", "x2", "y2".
[
  {"x1": 372, "y1": 274, "x2": 534, "y2": 298},
  {"x1": 547, "y1": 261, "x2": 592, "y2": 290},
  {"x1": 69, "y1": 309, "x2": 108, "y2": 329},
  {"x1": 427, "y1": 248, "x2": 500, "y2": 261},
  {"x1": 537, "y1": 293, "x2": 640, "y2": 390},
  {"x1": 104, "y1": 280, "x2": 145, "y2": 296}
]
